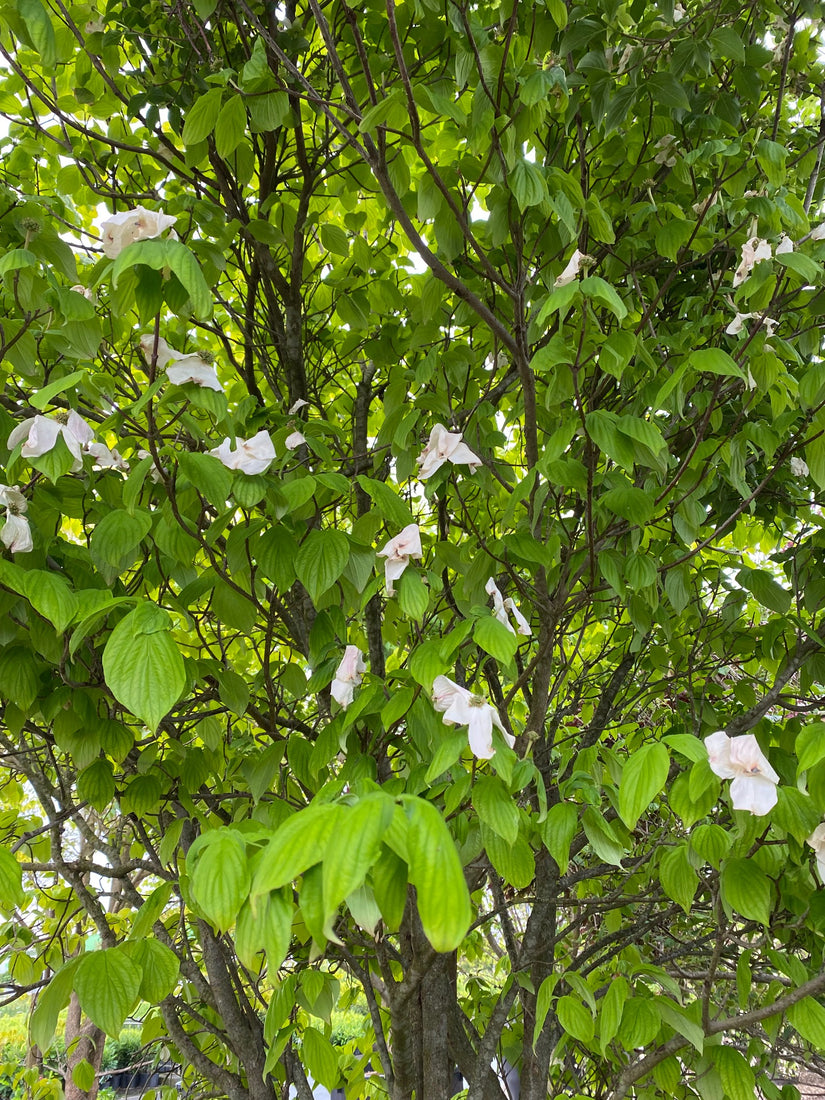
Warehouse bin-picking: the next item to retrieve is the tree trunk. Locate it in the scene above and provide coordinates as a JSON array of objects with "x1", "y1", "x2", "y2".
[{"x1": 64, "y1": 992, "x2": 106, "y2": 1100}]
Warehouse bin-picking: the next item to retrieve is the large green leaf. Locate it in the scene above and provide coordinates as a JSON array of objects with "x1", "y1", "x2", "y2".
[
  {"x1": 74, "y1": 949, "x2": 141, "y2": 1036},
  {"x1": 322, "y1": 795, "x2": 393, "y2": 923},
  {"x1": 30, "y1": 958, "x2": 81, "y2": 1052},
  {"x1": 618, "y1": 742, "x2": 670, "y2": 829},
  {"x1": 102, "y1": 602, "x2": 186, "y2": 731},
  {"x1": 251, "y1": 804, "x2": 341, "y2": 898},
  {"x1": 188, "y1": 829, "x2": 250, "y2": 932},
  {"x1": 720, "y1": 858, "x2": 771, "y2": 926},
  {"x1": 405, "y1": 797, "x2": 471, "y2": 952},
  {"x1": 295, "y1": 529, "x2": 349, "y2": 603}
]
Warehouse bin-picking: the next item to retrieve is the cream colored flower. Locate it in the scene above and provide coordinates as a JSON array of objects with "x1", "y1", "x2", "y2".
[
  {"x1": 100, "y1": 207, "x2": 177, "y2": 259},
  {"x1": 732, "y1": 236, "x2": 772, "y2": 288},
  {"x1": 775, "y1": 234, "x2": 794, "y2": 255},
  {"x1": 378, "y1": 524, "x2": 422, "y2": 595},
  {"x1": 86, "y1": 442, "x2": 128, "y2": 471},
  {"x1": 284, "y1": 430, "x2": 307, "y2": 450},
  {"x1": 554, "y1": 248, "x2": 591, "y2": 288},
  {"x1": 7, "y1": 412, "x2": 94, "y2": 472},
  {"x1": 0, "y1": 485, "x2": 32, "y2": 554},
  {"x1": 790, "y1": 457, "x2": 809, "y2": 478},
  {"x1": 331, "y1": 646, "x2": 366, "y2": 709},
  {"x1": 209, "y1": 430, "x2": 275, "y2": 475},
  {"x1": 139, "y1": 335, "x2": 223, "y2": 391},
  {"x1": 807, "y1": 824, "x2": 825, "y2": 884},
  {"x1": 431, "y1": 675, "x2": 513, "y2": 760},
  {"x1": 705, "y1": 730, "x2": 779, "y2": 815},
  {"x1": 485, "y1": 578, "x2": 531, "y2": 637},
  {"x1": 417, "y1": 424, "x2": 481, "y2": 479}
]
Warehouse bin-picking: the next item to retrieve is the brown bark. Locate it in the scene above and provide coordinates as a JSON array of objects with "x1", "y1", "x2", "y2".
[{"x1": 63, "y1": 992, "x2": 106, "y2": 1100}]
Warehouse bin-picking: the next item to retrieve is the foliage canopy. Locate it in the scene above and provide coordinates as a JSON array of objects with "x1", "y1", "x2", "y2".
[{"x1": 0, "y1": 0, "x2": 824, "y2": 1098}]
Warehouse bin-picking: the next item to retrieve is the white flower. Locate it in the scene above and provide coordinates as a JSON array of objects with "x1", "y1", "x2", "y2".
[
  {"x1": 704, "y1": 730, "x2": 779, "y2": 815},
  {"x1": 377, "y1": 524, "x2": 422, "y2": 595},
  {"x1": 288, "y1": 399, "x2": 309, "y2": 414},
  {"x1": 331, "y1": 646, "x2": 366, "y2": 709},
  {"x1": 69, "y1": 284, "x2": 95, "y2": 302},
  {"x1": 0, "y1": 485, "x2": 27, "y2": 512},
  {"x1": 86, "y1": 442, "x2": 128, "y2": 471},
  {"x1": 100, "y1": 207, "x2": 177, "y2": 259},
  {"x1": 137, "y1": 449, "x2": 166, "y2": 483},
  {"x1": 807, "y1": 824, "x2": 825, "y2": 884},
  {"x1": 431, "y1": 675, "x2": 514, "y2": 760},
  {"x1": 485, "y1": 578, "x2": 532, "y2": 637},
  {"x1": 8, "y1": 412, "x2": 95, "y2": 472},
  {"x1": 790, "y1": 456, "x2": 809, "y2": 478},
  {"x1": 139, "y1": 335, "x2": 223, "y2": 392},
  {"x1": 653, "y1": 135, "x2": 678, "y2": 167},
  {"x1": 284, "y1": 430, "x2": 307, "y2": 450},
  {"x1": 732, "y1": 236, "x2": 772, "y2": 288},
  {"x1": 417, "y1": 424, "x2": 481, "y2": 479},
  {"x1": 209, "y1": 430, "x2": 276, "y2": 475},
  {"x1": 725, "y1": 312, "x2": 778, "y2": 337},
  {"x1": 1, "y1": 512, "x2": 32, "y2": 553},
  {"x1": 811, "y1": 223, "x2": 825, "y2": 242},
  {"x1": 775, "y1": 234, "x2": 794, "y2": 255},
  {"x1": 554, "y1": 248, "x2": 591, "y2": 288}
]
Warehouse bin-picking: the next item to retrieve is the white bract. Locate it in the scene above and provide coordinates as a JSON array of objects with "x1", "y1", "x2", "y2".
[
  {"x1": 776, "y1": 234, "x2": 794, "y2": 255},
  {"x1": 87, "y1": 442, "x2": 129, "y2": 471},
  {"x1": 139, "y1": 335, "x2": 223, "y2": 392},
  {"x1": 377, "y1": 524, "x2": 422, "y2": 595},
  {"x1": 790, "y1": 456, "x2": 809, "y2": 478},
  {"x1": 284, "y1": 430, "x2": 307, "y2": 450},
  {"x1": 705, "y1": 730, "x2": 779, "y2": 815},
  {"x1": 8, "y1": 411, "x2": 95, "y2": 472},
  {"x1": 485, "y1": 578, "x2": 531, "y2": 637},
  {"x1": 653, "y1": 134, "x2": 678, "y2": 166},
  {"x1": 807, "y1": 824, "x2": 825, "y2": 884},
  {"x1": 417, "y1": 424, "x2": 481, "y2": 479},
  {"x1": 431, "y1": 675, "x2": 514, "y2": 760},
  {"x1": 732, "y1": 236, "x2": 772, "y2": 288},
  {"x1": 725, "y1": 312, "x2": 778, "y2": 337},
  {"x1": 554, "y1": 248, "x2": 591, "y2": 288},
  {"x1": 209, "y1": 430, "x2": 275, "y2": 475},
  {"x1": 100, "y1": 206, "x2": 177, "y2": 259},
  {"x1": 331, "y1": 646, "x2": 366, "y2": 709},
  {"x1": 0, "y1": 485, "x2": 32, "y2": 554},
  {"x1": 288, "y1": 399, "x2": 309, "y2": 414}
]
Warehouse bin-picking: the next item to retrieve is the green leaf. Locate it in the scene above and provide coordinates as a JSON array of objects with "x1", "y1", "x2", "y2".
[
  {"x1": 659, "y1": 844, "x2": 698, "y2": 915},
  {"x1": 689, "y1": 347, "x2": 745, "y2": 380},
  {"x1": 656, "y1": 1000, "x2": 703, "y2": 1053},
  {"x1": 619, "y1": 742, "x2": 670, "y2": 828},
  {"x1": 23, "y1": 571, "x2": 78, "y2": 633},
  {"x1": 776, "y1": 250, "x2": 822, "y2": 283},
  {"x1": 736, "y1": 567, "x2": 791, "y2": 615},
  {"x1": 580, "y1": 276, "x2": 627, "y2": 320},
  {"x1": 483, "y1": 826, "x2": 535, "y2": 888},
  {"x1": 74, "y1": 948, "x2": 141, "y2": 1036},
  {"x1": 182, "y1": 87, "x2": 223, "y2": 145},
  {"x1": 17, "y1": 0, "x2": 56, "y2": 67},
  {"x1": 473, "y1": 614, "x2": 518, "y2": 665},
  {"x1": 124, "y1": 938, "x2": 180, "y2": 1002},
  {"x1": 295, "y1": 529, "x2": 350, "y2": 603},
  {"x1": 252, "y1": 805, "x2": 340, "y2": 897},
  {"x1": 599, "y1": 486, "x2": 654, "y2": 525},
  {"x1": 557, "y1": 995, "x2": 594, "y2": 1043},
  {"x1": 236, "y1": 888, "x2": 293, "y2": 970},
  {"x1": 405, "y1": 796, "x2": 472, "y2": 952},
  {"x1": 214, "y1": 94, "x2": 247, "y2": 159},
  {"x1": 112, "y1": 239, "x2": 213, "y2": 320},
  {"x1": 796, "y1": 721, "x2": 825, "y2": 773},
  {"x1": 717, "y1": 1045, "x2": 756, "y2": 1100},
  {"x1": 689, "y1": 824, "x2": 731, "y2": 868},
  {"x1": 320, "y1": 224, "x2": 349, "y2": 257},
  {"x1": 177, "y1": 451, "x2": 232, "y2": 507},
  {"x1": 598, "y1": 977, "x2": 628, "y2": 1054},
  {"x1": 77, "y1": 759, "x2": 116, "y2": 811},
  {"x1": 788, "y1": 997, "x2": 825, "y2": 1048},
  {"x1": 30, "y1": 369, "x2": 86, "y2": 411},
  {"x1": 540, "y1": 802, "x2": 578, "y2": 873},
  {"x1": 647, "y1": 72, "x2": 690, "y2": 110},
  {"x1": 30, "y1": 958, "x2": 81, "y2": 1052},
  {"x1": 90, "y1": 509, "x2": 152, "y2": 570},
  {"x1": 0, "y1": 848, "x2": 23, "y2": 909},
  {"x1": 473, "y1": 776, "x2": 519, "y2": 844},
  {"x1": 322, "y1": 795, "x2": 393, "y2": 922},
  {"x1": 773, "y1": 787, "x2": 820, "y2": 843},
  {"x1": 355, "y1": 476, "x2": 415, "y2": 528},
  {"x1": 582, "y1": 808, "x2": 625, "y2": 866},
  {"x1": 102, "y1": 602, "x2": 186, "y2": 731},
  {"x1": 72, "y1": 1060, "x2": 95, "y2": 1092},
  {"x1": 397, "y1": 567, "x2": 429, "y2": 620},
  {"x1": 188, "y1": 829, "x2": 250, "y2": 932},
  {"x1": 511, "y1": 159, "x2": 548, "y2": 210},
  {"x1": 721, "y1": 858, "x2": 771, "y2": 926},
  {"x1": 302, "y1": 1026, "x2": 340, "y2": 1090}
]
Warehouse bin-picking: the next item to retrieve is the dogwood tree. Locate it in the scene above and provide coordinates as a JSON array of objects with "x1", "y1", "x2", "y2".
[{"x1": 0, "y1": 0, "x2": 825, "y2": 1098}]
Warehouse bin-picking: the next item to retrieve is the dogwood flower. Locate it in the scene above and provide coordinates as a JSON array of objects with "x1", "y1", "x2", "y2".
[
  {"x1": 288, "y1": 399, "x2": 309, "y2": 414},
  {"x1": 284, "y1": 430, "x2": 307, "y2": 450},
  {"x1": 725, "y1": 312, "x2": 778, "y2": 337},
  {"x1": 791, "y1": 457, "x2": 809, "y2": 478},
  {"x1": 811, "y1": 223, "x2": 825, "y2": 242},
  {"x1": 209, "y1": 430, "x2": 276, "y2": 475},
  {"x1": 8, "y1": 411, "x2": 95, "y2": 472},
  {"x1": 732, "y1": 236, "x2": 772, "y2": 288},
  {"x1": 331, "y1": 646, "x2": 366, "y2": 709},
  {"x1": 86, "y1": 442, "x2": 129, "y2": 471},
  {"x1": 100, "y1": 207, "x2": 177, "y2": 259},
  {"x1": 139, "y1": 335, "x2": 223, "y2": 392},
  {"x1": 554, "y1": 248, "x2": 591, "y2": 288},
  {"x1": 807, "y1": 824, "x2": 825, "y2": 884},
  {"x1": 0, "y1": 485, "x2": 32, "y2": 554},
  {"x1": 653, "y1": 135, "x2": 678, "y2": 167},
  {"x1": 377, "y1": 524, "x2": 422, "y2": 595},
  {"x1": 776, "y1": 234, "x2": 794, "y2": 255},
  {"x1": 417, "y1": 424, "x2": 481, "y2": 479},
  {"x1": 485, "y1": 578, "x2": 532, "y2": 637},
  {"x1": 705, "y1": 730, "x2": 779, "y2": 815},
  {"x1": 432, "y1": 675, "x2": 514, "y2": 760}
]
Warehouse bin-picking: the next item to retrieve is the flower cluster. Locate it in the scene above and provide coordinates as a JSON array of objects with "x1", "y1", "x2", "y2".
[
  {"x1": 416, "y1": 424, "x2": 481, "y2": 479},
  {"x1": 8, "y1": 411, "x2": 95, "y2": 473},
  {"x1": 705, "y1": 730, "x2": 779, "y2": 815},
  {"x1": 432, "y1": 676, "x2": 513, "y2": 760}
]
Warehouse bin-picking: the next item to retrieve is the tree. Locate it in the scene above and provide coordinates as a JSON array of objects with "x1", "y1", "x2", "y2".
[{"x1": 0, "y1": 0, "x2": 824, "y2": 1097}]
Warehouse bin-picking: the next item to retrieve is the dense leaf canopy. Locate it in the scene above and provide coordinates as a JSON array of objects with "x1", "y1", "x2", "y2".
[{"x1": 0, "y1": 0, "x2": 824, "y2": 1098}]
